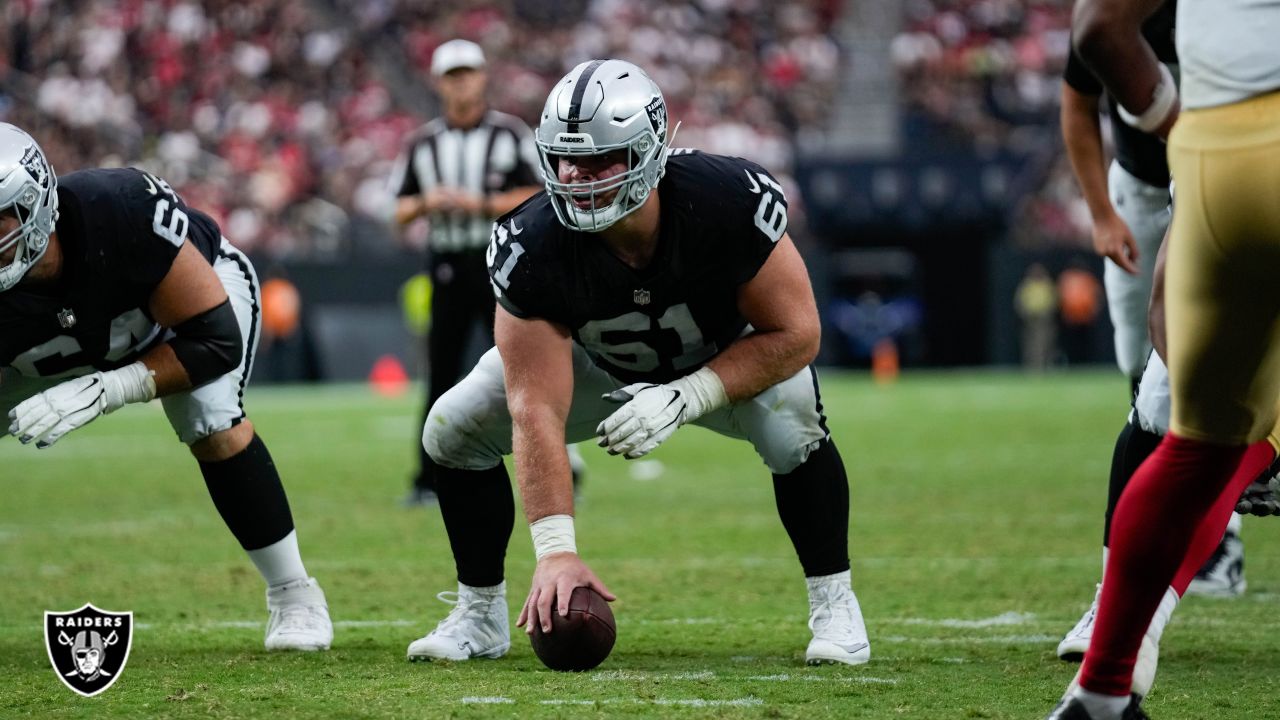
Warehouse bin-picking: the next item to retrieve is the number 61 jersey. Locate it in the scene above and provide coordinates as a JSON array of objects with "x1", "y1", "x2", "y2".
[
  {"x1": 488, "y1": 150, "x2": 788, "y2": 384},
  {"x1": 0, "y1": 168, "x2": 222, "y2": 378}
]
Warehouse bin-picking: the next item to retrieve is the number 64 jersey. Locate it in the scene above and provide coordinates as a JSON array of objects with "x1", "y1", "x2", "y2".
[
  {"x1": 487, "y1": 150, "x2": 789, "y2": 385},
  {"x1": 0, "y1": 168, "x2": 223, "y2": 379}
]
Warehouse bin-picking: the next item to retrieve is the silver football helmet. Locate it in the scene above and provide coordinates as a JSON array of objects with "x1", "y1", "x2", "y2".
[
  {"x1": 536, "y1": 59, "x2": 672, "y2": 232},
  {"x1": 0, "y1": 123, "x2": 58, "y2": 291}
]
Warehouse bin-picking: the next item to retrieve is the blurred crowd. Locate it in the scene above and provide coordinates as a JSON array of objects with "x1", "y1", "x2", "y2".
[
  {"x1": 892, "y1": 0, "x2": 1071, "y2": 153},
  {"x1": 362, "y1": 0, "x2": 843, "y2": 174},
  {"x1": 1, "y1": 0, "x2": 422, "y2": 258},
  {"x1": 0, "y1": 0, "x2": 845, "y2": 260},
  {"x1": 891, "y1": 0, "x2": 1091, "y2": 250}
]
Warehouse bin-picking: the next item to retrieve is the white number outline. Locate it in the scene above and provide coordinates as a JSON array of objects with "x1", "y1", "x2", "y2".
[
  {"x1": 143, "y1": 171, "x2": 189, "y2": 247},
  {"x1": 744, "y1": 170, "x2": 787, "y2": 243},
  {"x1": 152, "y1": 198, "x2": 190, "y2": 248},
  {"x1": 487, "y1": 221, "x2": 526, "y2": 292},
  {"x1": 578, "y1": 303, "x2": 715, "y2": 374},
  {"x1": 10, "y1": 308, "x2": 160, "y2": 378}
]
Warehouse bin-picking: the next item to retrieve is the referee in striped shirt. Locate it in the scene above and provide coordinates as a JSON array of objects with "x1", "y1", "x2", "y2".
[{"x1": 391, "y1": 39, "x2": 541, "y2": 505}]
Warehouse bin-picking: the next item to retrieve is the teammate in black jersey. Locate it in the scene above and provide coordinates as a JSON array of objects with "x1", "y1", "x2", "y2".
[
  {"x1": 0, "y1": 123, "x2": 332, "y2": 651},
  {"x1": 407, "y1": 60, "x2": 870, "y2": 666},
  {"x1": 1062, "y1": 1, "x2": 1174, "y2": 391}
]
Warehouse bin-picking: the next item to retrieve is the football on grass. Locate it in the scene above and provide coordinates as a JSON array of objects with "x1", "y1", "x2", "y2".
[{"x1": 529, "y1": 586, "x2": 616, "y2": 671}]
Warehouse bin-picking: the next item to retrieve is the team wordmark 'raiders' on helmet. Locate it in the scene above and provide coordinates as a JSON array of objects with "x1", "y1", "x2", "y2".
[
  {"x1": 0, "y1": 123, "x2": 58, "y2": 291},
  {"x1": 536, "y1": 59, "x2": 673, "y2": 232}
]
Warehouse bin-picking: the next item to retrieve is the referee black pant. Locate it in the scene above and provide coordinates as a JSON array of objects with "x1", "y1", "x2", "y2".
[{"x1": 415, "y1": 249, "x2": 496, "y2": 492}]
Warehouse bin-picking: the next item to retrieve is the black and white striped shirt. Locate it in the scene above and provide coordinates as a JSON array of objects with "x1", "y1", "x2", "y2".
[{"x1": 390, "y1": 110, "x2": 540, "y2": 253}]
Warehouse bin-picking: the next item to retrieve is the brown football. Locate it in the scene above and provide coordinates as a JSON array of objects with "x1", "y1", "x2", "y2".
[{"x1": 529, "y1": 586, "x2": 616, "y2": 671}]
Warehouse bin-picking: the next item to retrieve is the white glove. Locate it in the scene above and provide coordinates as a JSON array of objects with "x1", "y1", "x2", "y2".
[
  {"x1": 596, "y1": 366, "x2": 728, "y2": 459},
  {"x1": 8, "y1": 362, "x2": 156, "y2": 448}
]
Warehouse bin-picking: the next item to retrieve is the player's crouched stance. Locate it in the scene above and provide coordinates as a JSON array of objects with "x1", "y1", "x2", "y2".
[
  {"x1": 408, "y1": 60, "x2": 870, "y2": 666},
  {"x1": 0, "y1": 124, "x2": 331, "y2": 651}
]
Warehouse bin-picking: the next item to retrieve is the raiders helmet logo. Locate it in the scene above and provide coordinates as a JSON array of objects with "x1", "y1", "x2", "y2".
[
  {"x1": 44, "y1": 603, "x2": 133, "y2": 697},
  {"x1": 645, "y1": 97, "x2": 667, "y2": 139},
  {"x1": 19, "y1": 143, "x2": 49, "y2": 190}
]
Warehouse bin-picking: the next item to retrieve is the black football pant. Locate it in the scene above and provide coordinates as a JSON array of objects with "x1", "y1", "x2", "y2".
[{"x1": 414, "y1": 250, "x2": 496, "y2": 492}]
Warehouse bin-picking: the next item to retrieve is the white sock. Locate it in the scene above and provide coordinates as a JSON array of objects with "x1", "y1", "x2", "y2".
[
  {"x1": 461, "y1": 580, "x2": 505, "y2": 598},
  {"x1": 566, "y1": 444, "x2": 586, "y2": 474},
  {"x1": 1070, "y1": 686, "x2": 1128, "y2": 718},
  {"x1": 248, "y1": 530, "x2": 308, "y2": 588},
  {"x1": 806, "y1": 569, "x2": 851, "y2": 599},
  {"x1": 1227, "y1": 511, "x2": 1243, "y2": 536},
  {"x1": 1146, "y1": 586, "x2": 1179, "y2": 643}
]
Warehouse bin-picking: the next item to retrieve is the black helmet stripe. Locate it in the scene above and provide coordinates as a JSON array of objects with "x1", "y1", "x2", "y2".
[{"x1": 566, "y1": 60, "x2": 606, "y2": 133}]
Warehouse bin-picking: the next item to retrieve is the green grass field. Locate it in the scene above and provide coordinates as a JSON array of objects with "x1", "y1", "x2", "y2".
[{"x1": 2, "y1": 370, "x2": 1278, "y2": 719}]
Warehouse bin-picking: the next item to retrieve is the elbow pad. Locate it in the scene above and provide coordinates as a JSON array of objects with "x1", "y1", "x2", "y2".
[{"x1": 169, "y1": 299, "x2": 243, "y2": 387}]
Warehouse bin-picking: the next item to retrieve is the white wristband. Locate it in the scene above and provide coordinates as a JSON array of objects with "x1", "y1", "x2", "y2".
[
  {"x1": 102, "y1": 361, "x2": 157, "y2": 414},
  {"x1": 1117, "y1": 63, "x2": 1178, "y2": 134},
  {"x1": 530, "y1": 514, "x2": 577, "y2": 560},
  {"x1": 667, "y1": 366, "x2": 728, "y2": 423}
]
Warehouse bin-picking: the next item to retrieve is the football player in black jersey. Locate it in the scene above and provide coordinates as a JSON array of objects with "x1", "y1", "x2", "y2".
[
  {"x1": 0, "y1": 123, "x2": 331, "y2": 651},
  {"x1": 407, "y1": 60, "x2": 870, "y2": 666}
]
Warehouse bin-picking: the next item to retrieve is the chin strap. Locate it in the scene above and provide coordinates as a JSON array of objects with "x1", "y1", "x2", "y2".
[{"x1": 661, "y1": 120, "x2": 682, "y2": 163}]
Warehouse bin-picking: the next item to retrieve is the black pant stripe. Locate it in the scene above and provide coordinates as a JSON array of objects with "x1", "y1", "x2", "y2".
[
  {"x1": 217, "y1": 247, "x2": 259, "y2": 420},
  {"x1": 808, "y1": 365, "x2": 831, "y2": 438}
]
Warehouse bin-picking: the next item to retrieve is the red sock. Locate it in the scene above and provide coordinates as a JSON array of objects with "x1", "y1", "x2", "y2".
[
  {"x1": 1080, "y1": 433, "x2": 1247, "y2": 696},
  {"x1": 1171, "y1": 440, "x2": 1274, "y2": 594}
]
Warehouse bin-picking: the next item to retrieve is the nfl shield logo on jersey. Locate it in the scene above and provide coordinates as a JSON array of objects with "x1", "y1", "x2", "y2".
[
  {"x1": 633, "y1": 288, "x2": 651, "y2": 306},
  {"x1": 44, "y1": 603, "x2": 133, "y2": 697}
]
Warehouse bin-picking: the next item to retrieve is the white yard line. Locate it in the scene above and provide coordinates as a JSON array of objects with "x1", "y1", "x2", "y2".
[
  {"x1": 891, "y1": 611, "x2": 1038, "y2": 628},
  {"x1": 745, "y1": 674, "x2": 898, "y2": 685},
  {"x1": 135, "y1": 619, "x2": 417, "y2": 631},
  {"x1": 127, "y1": 612, "x2": 1041, "y2": 634},
  {"x1": 482, "y1": 697, "x2": 764, "y2": 707},
  {"x1": 593, "y1": 670, "x2": 716, "y2": 682},
  {"x1": 654, "y1": 698, "x2": 764, "y2": 707},
  {"x1": 0, "y1": 513, "x2": 192, "y2": 539},
  {"x1": 880, "y1": 634, "x2": 1055, "y2": 645}
]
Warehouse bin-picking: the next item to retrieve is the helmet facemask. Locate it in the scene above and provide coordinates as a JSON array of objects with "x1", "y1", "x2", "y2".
[
  {"x1": 538, "y1": 131, "x2": 664, "y2": 233},
  {"x1": 0, "y1": 189, "x2": 53, "y2": 291},
  {"x1": 0, "y1": 126, "x2": 58, "y2": 292}
]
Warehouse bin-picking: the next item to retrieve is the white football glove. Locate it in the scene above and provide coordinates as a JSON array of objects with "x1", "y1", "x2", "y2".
[
  {"x1": 596, "y1": 367, "x2": 728, "y2": 459},
  {"x1": 8, "y1": 362, "x2": 155, "y2": 448}
]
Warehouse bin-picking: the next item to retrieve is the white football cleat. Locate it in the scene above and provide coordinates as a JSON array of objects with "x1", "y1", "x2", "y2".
[
  {"x1": 1186, "y1": 529, "x2": 1246, "y2": 597},
  {"x1": 1056, "y1": 585, "x2": 1173, "y2": 699},
  {"x1": 265, "y1": 577, "x2": 332, "y2": 651},
  {"x1": 804, "y1": 571, "x2": 871, "y2": 665},
  {"x1": 1057, "y1": 584, "x2": 1101, "y2": 662},
  {"x1": 407, "y1": 583, "x2": 509, "y2": 661}
]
